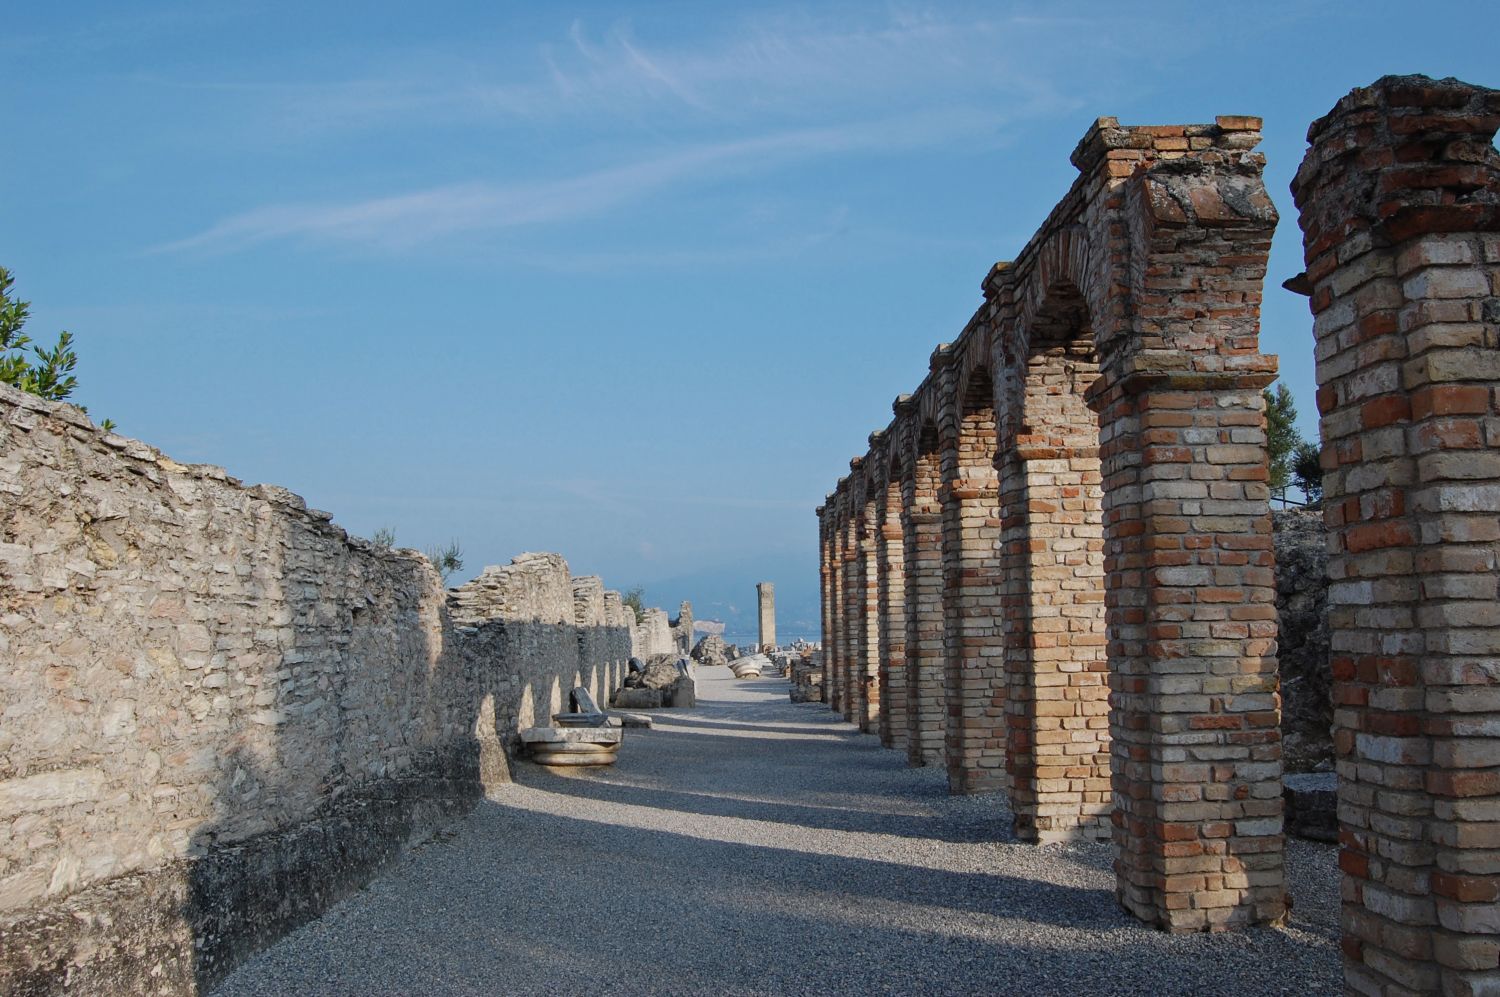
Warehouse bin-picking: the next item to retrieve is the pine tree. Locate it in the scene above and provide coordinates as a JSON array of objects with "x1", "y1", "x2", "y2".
[{"x1": 1263, "y1": 384, "x2": 1300, "y2": 503}]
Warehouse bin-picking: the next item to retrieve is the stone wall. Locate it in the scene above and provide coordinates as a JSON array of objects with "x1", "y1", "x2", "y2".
[
  {"x1": 633, "y1": 607, "x2": 674, "y2": 659},
  {"x1": 1273, "y1": 509, "x2": 1332, "y2": 772},
  {"x1": 0, "y1": 383, "x2": 637, "y2": 993}
]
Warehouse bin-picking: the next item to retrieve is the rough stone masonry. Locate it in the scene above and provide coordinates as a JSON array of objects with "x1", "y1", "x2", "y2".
[{"x1": 0, "y1": 381, "x2": 683, "y2": 994}]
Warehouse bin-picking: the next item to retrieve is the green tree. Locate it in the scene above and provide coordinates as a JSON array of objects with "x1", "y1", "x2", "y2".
[
  {"x1": 1264, "y1": 384, "x2": 1300, "y2": 504},
  {"x1": 372, "y1": 526, "x2": 397, "y2": 551},
  {"x1": 1, "y1": 267, "x2": 78, "y2": 401},
  {"x1": 1292, "y1": 440, "x2": 1323, "y2": 506},
  {"x1": 425, "y1": 540, "x2": 464, "y2": 585},
  {"x1": 622, "y1": 585, "x2": 646, "y2": 624},
  {"x1": 1, "y1": 266, "x2": 112, "y2": 429}
]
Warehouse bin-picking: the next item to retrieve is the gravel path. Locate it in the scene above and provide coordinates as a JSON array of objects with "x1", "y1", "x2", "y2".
[{"x1": 213, "y1": 669, "x2": 1341, "y2": 996}]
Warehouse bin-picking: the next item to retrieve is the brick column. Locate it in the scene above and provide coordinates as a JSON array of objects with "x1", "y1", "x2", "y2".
[
  {"x1": 822, "y1": 506, "x2": 834, "y2": 692},
  {"x1": 1000, "y1": 327, "x2": 1111, "y2": 842},
  {"x1": 904, "y1": 431, "x2": 946, "y2": 766},
  {"x1": 859, "y1": 487, "x2": 882, "y2": 734},
  {"x1": 822, "y1": 506, "x2": 834, "y2": 668},
  {"x1": 828, "y1": 488, "x2": 847, "y2": 715},
  {"x1": 841, "y1": 473, "x2": 864, "y2": 725},
  {"x1": 877, "y1": 473, "x2": 909, "y2": 753},
  {"x1": 1092, "y1": 370, "x2": 1283, "y2": 932},
  {"x1": 940, "y1": 364, "x2": 1006, "y2": 795},
  {"x1": 1292, "y1": 74, "x2": 1500, "y2": 995}
]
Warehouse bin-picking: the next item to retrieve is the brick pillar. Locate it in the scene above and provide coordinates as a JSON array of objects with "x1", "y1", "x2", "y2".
[
  {"x1": 859, "y1": 489, "x2": 882, "y2": 733},
  {"x1": 1001, "y1": 328, "x2": 1111, "y2": 842},
  {"x1": 817, "y1": 507, "x2": 832, "y2": 694},
  {"x1": 1093, "y1": 373, "x2": 1284, "y2": 931},
  {"x1": 841, "y1": 476, "x2": 864, "y2": 725},
  {"x1": 1291, "y1": 75, "x2": 1500, "y2": 995},
  {"x1": 828, "y1": 491, "x2": 846, "y2": 715},
  {"x1": 940, "y1": 366, "x2": 1005, "y2": 795},
  {"x1": 877, "y1": 474, "x2": 909, "y2": 753},
  {"x1": 904, "y1": 433, "x2": 946, "y2": 766}
]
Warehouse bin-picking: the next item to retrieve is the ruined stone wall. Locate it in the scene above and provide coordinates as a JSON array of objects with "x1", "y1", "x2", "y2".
[
  {"x1": 0, "y1": 383, "x2": 634, "y2": 993},
  {"x1": 1273, "y1": 509, "x2": 1332, "y2": 771},
  {"x1": 633, "y1": 607, "x2": 675, "y2": 659},
  {"x1": 449, "y1": 556, "x2": 634, "y2": 737},
  {"x1": 670, "y1": 601, "x2": 693, "y2": 657}
]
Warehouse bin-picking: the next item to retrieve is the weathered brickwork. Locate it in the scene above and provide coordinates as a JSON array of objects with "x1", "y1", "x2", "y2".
[
  {"x1": 1290, "y1": 75, "x2": 1500, "y2": 996},
  {"x1": 0, "y1": 383, "x2": 650, "y2": 992},
  {"x1": 859, "y1": 476, "x2": 882, "y2": 733},
  {"x1": 905, "y1": 423, "x2": 946, "y2": 766},
  {"x1": 841, "y1": 472, "x2": 863, "y2": 724},
  {"x1": 940, "y1": 360, "x2": 1006, "y2": 795},
  {"x1": 1000, "y1": 313, "x2": 1111, "y2": 842},
  {"x1": 817, "y1": 113, "x2": 1285, "y2": 931},
  {"x1": 875, "y1": 459, "x2": 909, "y2": 753}
]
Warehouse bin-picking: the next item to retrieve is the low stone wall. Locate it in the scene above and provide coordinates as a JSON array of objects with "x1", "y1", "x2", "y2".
[{"x1": 0, "y1": 384, "x2": 637, "y2": 993}]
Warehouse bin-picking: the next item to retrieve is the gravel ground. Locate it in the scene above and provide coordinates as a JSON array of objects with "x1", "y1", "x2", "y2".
[{"x1": 213, "y1": 669, "x2": 1342, "y2": 997}]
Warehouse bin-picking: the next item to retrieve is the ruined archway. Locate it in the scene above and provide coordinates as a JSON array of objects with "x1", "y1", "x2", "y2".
[
  {"x1": 876, "y1": 444, "x2": 909, "y2": 752},
  {"x1": 903, "y1": 421, "x2": 945, "y2": 766},
  {"x1": 998, "y1": 281, "x2": 1110, "y2": 842},
  {"x1": 819, "y1": 113, "x2": 1286, "y2": 932},
  {"x1": 940, "y1": 363, "x2": 1006, "y2": 795},
  {"x1": 857, "y1": 463, "x2": 882, "y2": 733}
]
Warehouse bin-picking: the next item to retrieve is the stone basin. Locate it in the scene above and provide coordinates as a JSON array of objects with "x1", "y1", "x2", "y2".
[{"x1": 520, "y1": 725, "x2": 623, "y2": 767}]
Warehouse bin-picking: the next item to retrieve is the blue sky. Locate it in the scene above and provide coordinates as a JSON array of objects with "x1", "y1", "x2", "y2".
[{"x1": 3, "y1": 2, "x2": 1494, "y2": 641}]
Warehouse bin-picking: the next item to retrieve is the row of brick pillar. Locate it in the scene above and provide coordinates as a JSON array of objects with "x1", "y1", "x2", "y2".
[{"x1": 815, "y1": 75, "x2": 1500, "y2": 994}]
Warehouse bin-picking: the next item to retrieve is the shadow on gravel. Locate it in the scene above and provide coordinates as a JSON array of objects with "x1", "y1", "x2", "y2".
[
  {"x1": 477, "y1": 795, "x2": 1118, "y2": 929},
  {"x1": 535, "y1": 771, "x2": 998, "y2": 844},
  {"x1": 648, "y1": 715, "x2": 861, "y2": 738}
]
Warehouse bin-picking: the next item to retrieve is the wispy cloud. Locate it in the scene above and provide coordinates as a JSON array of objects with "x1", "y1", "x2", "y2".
[
  {"x1": 159, "y1": 7, "x2": 1082, "y2": 138},
  {"x1": 157, "y1": 108, "x2": 999, "y2": 255}
]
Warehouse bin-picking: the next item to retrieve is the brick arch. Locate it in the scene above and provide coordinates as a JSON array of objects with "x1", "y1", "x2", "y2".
[
  {"x1": 941, "y1": 362, "x2": 1006, "y2": 794},
  {"x1": 998, "y1": 281, "x2": 1111, "y2": 841},
  {"x1": 825, "y1": 478, "x2": 851, "y2": 714},
  {"x1": 856, "y1": 455, "x2": 883, "y2": 733},
  {"x1": 875, "y1": 453, "x2": 908, "y2": 751},
  {"x1": 840, "y1": 461, "x2": 875, "y2": 728},
  {"x1": 901, "y1": 421, "x2": 945, "y2": 765}
]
